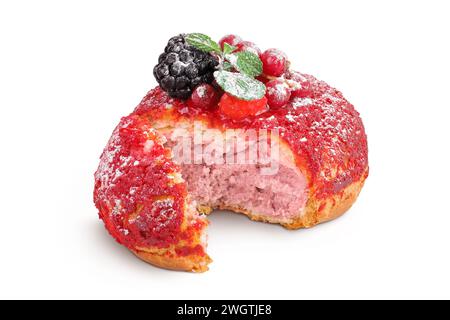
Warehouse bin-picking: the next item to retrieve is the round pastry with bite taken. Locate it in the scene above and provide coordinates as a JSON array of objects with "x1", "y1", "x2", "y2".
[{"x1": 94, "y1": 33, "x2": 369, "y2": 272}]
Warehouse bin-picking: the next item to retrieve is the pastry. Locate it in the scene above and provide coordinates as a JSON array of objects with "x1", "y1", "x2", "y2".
[{"x1": 94, "y1": 34, "x2": 369, "y2": 272}]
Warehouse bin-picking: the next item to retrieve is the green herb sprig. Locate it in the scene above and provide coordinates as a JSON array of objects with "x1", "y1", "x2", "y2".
[{"x1": 186, "y1": 33, "x2": 266, "y2": 101}]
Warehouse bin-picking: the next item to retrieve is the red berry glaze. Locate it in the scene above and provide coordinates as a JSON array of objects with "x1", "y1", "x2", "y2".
[
  {"x1": 218, "y1": 94, "x2": 268, "y2": 120},
  {"x1": 190, "y1": 84, "x2": 219, "y2": 109},
  {"x1": 266, "y1": 79, "x2": 291, "y2": 109},
  {"x1": 261, "y1": 49, "x2": 288, "y2": 77},
  {"x1": 219, "y1": 34, "x2": 242, "y2": 49},
  {"x1": 287, "y1": 71, "x2": 313, "y2": 98},
  {"x1": 236, "y1": 41, "x2": 262, "y2": 56}
]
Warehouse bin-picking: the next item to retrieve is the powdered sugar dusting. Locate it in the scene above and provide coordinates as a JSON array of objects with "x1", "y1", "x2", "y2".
[
  {"x1": 196, "y1": 85, "x2": 208, "y2": 99},
  {"x1": 291, "y1": 97, "x2": 313, "y2": 109},
  {"x1": 95, "y1": 129, "x2": 122, "y2": 188},
  {"x1": 149, "y1": 198, "x2": 177, "y2": 233}
]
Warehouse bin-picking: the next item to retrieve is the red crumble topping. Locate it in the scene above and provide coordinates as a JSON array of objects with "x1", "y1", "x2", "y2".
[{"x1": 94, "y1": 115, "x2": 207, "y2": 252}]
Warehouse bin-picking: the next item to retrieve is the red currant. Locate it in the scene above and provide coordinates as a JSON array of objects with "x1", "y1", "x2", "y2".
[
  {"x1": 256, "y1": 74, "x2": 271, "y2": 84},
  {"x1": 236, "y1": 41, "x2": 261, "y2": 56},
  {"x1": 219, "y1": 94, "x2": 268, "y2": 120},
  {"x1": 266, "y1": 79, "x2": 291, "y2": 109},
  {"x1": 219, "y1": 34, "x2": 242, "y2": 49},
  {"x1": 190, "y1": 84, "x2": 219, "y2": 109},
  {"x1": 261, "y1": 49, "x2": 288, "y2": 77},
  {"x1": 286, "y1": 71, "x2": 313, "y2": 98}
]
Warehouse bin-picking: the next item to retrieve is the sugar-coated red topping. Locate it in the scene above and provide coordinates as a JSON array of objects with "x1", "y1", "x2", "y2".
[
  {"x1": 189, "y1": 84, "x2": 219, "y2": 109},
  {"x1": 260, "y1": 49, "x2": 288, "y2": 77},
  {"x1": 287, "y1": 71, "x2": 313, "y2": 98},
  {"x1": 134, "y1": 72, "x2": 369, "y2": 198},
  {"x1": 236, "y1": 41, "x2": 262, "y2": 56},
  {"x1": 266, "y1": 79, "x2": 291, "y2": 109},
  {"x1": 218, "y1": 34, "x2": 243, "y2": 49},
  {"x1": 94, "y1": 115, "x2": 207, "y2": 253}
]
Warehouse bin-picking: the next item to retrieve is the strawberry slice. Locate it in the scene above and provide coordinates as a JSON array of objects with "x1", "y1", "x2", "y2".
[{"x1": 218, "y1": 93, "x2": 268, "y2": 120}]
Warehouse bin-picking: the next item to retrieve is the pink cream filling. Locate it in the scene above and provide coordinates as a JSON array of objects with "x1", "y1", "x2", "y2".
[
  {"x1": 181, "y1": 162, "x2": 307, "y2": 220},
  {"x1": 166, "y1": 129, "x2": 308, "y2": 221}
]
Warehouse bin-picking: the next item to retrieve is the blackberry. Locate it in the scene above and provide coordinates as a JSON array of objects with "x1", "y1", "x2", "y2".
[{"x1": 153, "y1": 34, "x2": 219, "y2": 99}]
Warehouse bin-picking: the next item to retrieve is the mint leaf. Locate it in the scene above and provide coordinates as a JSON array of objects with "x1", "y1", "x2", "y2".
[
  {"x1": 214, "y1": 71, "x2": 266, "y2": 101},
  {"x1": 186, "y1": 33, "x2": 221, "y2": 54},
  {"x1": 223, "y1": 43, "x2": 237, "y2": 55},
  {"x1": 234, "y1": 51, "x2": 263, "y2": 78},
  {"x1": 223, "y1": 61, "x2": 233, "y2": 71}
]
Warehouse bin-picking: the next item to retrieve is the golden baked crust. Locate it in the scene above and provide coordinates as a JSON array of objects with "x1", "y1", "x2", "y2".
[
  {"x1": 284, "y1": 169, "x2": 368, "y2": 229},
  {"x1": 134, "y1": 249, "x2": 212, "y2": 273}
]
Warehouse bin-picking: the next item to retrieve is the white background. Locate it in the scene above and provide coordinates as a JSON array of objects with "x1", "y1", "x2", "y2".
[{"x1": 1, "y1": 0, "x2": 449, "y2": 300}]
